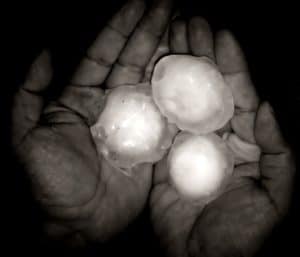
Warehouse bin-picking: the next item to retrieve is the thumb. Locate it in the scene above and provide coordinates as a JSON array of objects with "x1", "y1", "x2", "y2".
[
  {"x1": 12, "y1": 50, "x2": 52, "y2": 147},
  {"x1": 255, "y1": 102, "x2": 289, "y2": 153},
  {"x1": 255, "y1": 102, "x2": 295, "y2": 216}
]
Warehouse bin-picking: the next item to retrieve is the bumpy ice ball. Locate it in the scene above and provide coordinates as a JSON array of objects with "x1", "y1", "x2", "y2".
[
  {"x1": 151, "y1": 55, "x2": 234, "y2": 134},
  {"x1": 91, "y1": 84, "x2": 177, "y2": 171}
]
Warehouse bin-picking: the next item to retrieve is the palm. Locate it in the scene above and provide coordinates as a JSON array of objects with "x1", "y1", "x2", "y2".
[
  {"x1": 17, "y1": 116, "x2": 151, "y2": 242},
  {"x1": 150, "y1": 17, "x2": 294, "y2": 257},
  {"x1": 13, "y1": 0, "x2": 172, "y2": 244},
  {"x1": 188, "y1": 177, "x2": 277, "y2": 257},
  {"x1": 151, "y1": 162, "x2": 279, "y2": 257}
]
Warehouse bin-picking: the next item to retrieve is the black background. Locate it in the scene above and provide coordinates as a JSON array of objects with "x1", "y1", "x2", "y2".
[{"x1": 3, "y1": 0, "x2": 300, "y2": 256}]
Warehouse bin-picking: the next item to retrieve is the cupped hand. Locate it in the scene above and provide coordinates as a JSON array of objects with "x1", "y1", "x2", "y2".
[
  {"x1": 150, "y1": 17, "x2": 295, "y2": 257},
  {"x1": 12, "y1": 0, "x2": 172, "y2": 245}
]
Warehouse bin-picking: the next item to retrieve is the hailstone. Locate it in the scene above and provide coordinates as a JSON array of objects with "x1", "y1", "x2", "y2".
[
  {"x1": 168, "y1": 132, "x2": 234, "y2": 203},
  {"x1": 151, "y1": 55, "x2": 234, "y2": 134},
  {"x1": 91, "y1": 83, "x2": 178, "y2": 173}
]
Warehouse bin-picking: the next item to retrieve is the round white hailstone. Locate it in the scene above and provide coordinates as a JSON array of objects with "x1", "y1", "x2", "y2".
[
  {"x1": 168, "y1": 132, "x2": 234, "y2": 203},
  {"x1": 90, "y1": 83, "x2": 178, "y2": 172},
  {"x1": 151, "y1": 55, "x2": 234, "y2": 134}
]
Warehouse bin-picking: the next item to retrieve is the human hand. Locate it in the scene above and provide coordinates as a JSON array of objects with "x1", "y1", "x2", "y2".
[
  {"x1": 12, "y1": 0, "x2": 172, "y2": 246},
  {"x1": 150, "y1": 17, "x2": 295, "y2": 257}
]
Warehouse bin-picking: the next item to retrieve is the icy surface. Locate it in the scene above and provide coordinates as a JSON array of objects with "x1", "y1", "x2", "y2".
[
  {"x1": 151, "y1": 55, "x2": 234, "y2": 134},
  {"x1": 91, "y1": 84, "x2": 178, "y2": 172},
  {"x1": 168, "y1": 132, "x2": 234, "y2": 202}
]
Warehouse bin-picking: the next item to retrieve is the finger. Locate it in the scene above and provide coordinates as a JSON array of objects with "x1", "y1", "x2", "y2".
[
  {"x1": 143, "y1": 26, "x2": 169, "y2": 82},
  {"x1": 169, "y1": 18, "x2": 189, "y2": 54},
  {"x1": 215, "y1": 30, "x2": 259, "y2": 111},
  {"x1": 143, "y1": 11, "x2": 179, "y2": 81},
  {"x1": 50, "y1": 1, "x2": 146, "y2": 125},
  {"x1": 153, "y1": 156, "x2": 170, "y2": 185},
  {"x1": 71, "y1": 0, "x2": 146, "y2": 86},
  {"x1": 231, "y1": 111, "x2": 256, "y2": 144},
  {"x1": 106, "y1": 0, "x2": 173, "y2": 88},
  {"x1": 222, "y1": 163, "x2": 260, "y2": 193},
  {"x1": 131, "y1": 162, "x2": 153, "y2": 191},
  {"x1": 12, "y1": 50, "x2": 52, "y2": 146},
  {"x1": 255, "y1": 102, "x2": 289, "y2": 153},
  {"x1": 150, "y1": 183, "x2": 178, "y2": 214},
  {"x1": 260, "y1": 152, "x2": 295, "y2": 216},
  {"x1": 43, "y1": 85, "x2": 105, "y2": 126},
  {"x1": 234, "y1": 163, "x2": 260, "y2": 180},
  {"x1": 224, "y1": 133, "x2": 261, "y2": 165},
  {"x1": 188, "y1": 16, "x2": 214, "y2": 60},
  {"x1": 255, "y1": 102, "x2": 295, "y2": 215}
]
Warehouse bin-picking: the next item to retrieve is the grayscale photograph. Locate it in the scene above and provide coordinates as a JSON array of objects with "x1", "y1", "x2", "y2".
[{"x1": 3, "y1": 1, "x2": 299, "y2": 256}]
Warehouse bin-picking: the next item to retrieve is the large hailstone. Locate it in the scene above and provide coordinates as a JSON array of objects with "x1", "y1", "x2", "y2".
[
  {"x1": 90, "y1": 84, "x2": 177, "y2": 173},
  {"x1": 151, "y1": 55, "x2": 234, "y2": 134},
  {"x1": 168, "y1": 132, "x2": 234, "y2": 202}
]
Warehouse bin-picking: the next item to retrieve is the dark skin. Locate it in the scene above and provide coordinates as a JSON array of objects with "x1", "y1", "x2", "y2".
[
  {"x1": 150, "y1": 17, "x2": 295, "y2": 257},
  {"x1": 12, "y1": 0, "x2": 295, "y2": 256},
  {"x1": 12, "y1": 0, "x2": 173, "y2": 244}
]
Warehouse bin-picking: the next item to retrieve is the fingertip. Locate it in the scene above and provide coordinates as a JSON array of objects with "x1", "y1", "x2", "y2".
[
  {"x1": 171, "y1": 17, "x2": 186, "y2": 27},
  {"x1": 255, "y1": 102, "x2": 288, "y2": 153},
  {"x1": 109, "y1": 0, "x2": 146, "y2": 36},
  {"x1": 215, "y1": 29, "x2": 248, "y2": 73},
  {"x1": 189, "y1": 16, "x2": 209, "y2": 27},
  {"x1": 218, "y1": 30, "x2": 259, "y2": 111},
  {"x1": 171, "y1": 9, "x2": 181, "y2": 20},
  {"x1": 131, "y1": 0, "x2": 146, "y2": 11},
  {"x1": 188, "y1": 16, "x2": 211, "y2": 38},
  {"x1": 152, "y1": 0, "x2": 173, "y2": 10},
  {"x1": 24, "y1": 49, "x2": 53, "y2": 91},
  {"x1": 188, "y1": 16, "x2": 214, "y2": 60},
  {"x1": 146, "y1": 0, "x2": 173, "y2": 33},
  {"x1": 170, "y1": 18, "x2": 186, "y2": 35},
  {"x1": 256, "y1": 102, "x2": 274, "y2": 124},
  {"x1": 35, "y1": 49, "x2": 52, "y2": 75},
  {"x1": 107, "y1": 0, "x2": 172, "y2": 86},
  {"x1": 170, "y1": 18, "x2": 189, "y2": 53},
  {"x1": 40, "y1": 49, "x2": 53, "y2": 82},
  {"x1": 87, "y1": 0, "x2": 147, "y2": 74},
  {"x1": 38, "y1": 49, "x2": 52, "y2": 65},
  {"x1": 13, "y1": 49, "x2": 53, "y2": 146},
  {"x1": 261, "y1": 101, "x2": 274, "y2": 114}
]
